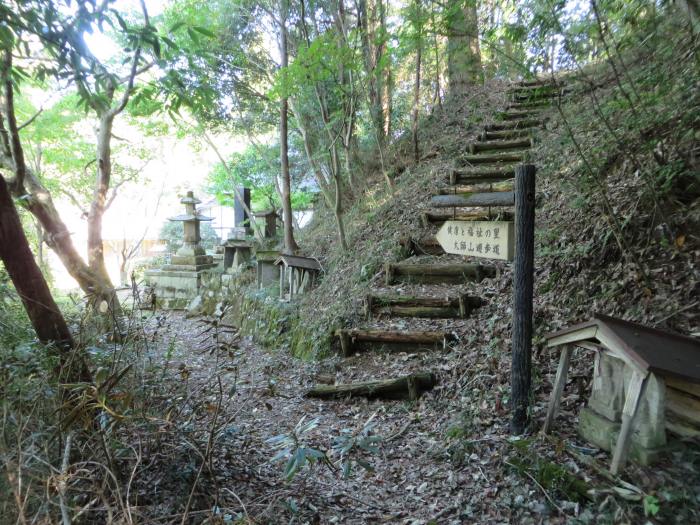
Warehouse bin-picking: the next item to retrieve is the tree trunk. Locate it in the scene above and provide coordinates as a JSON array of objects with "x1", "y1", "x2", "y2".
[
  {"x1": 446, "y1": 0, "x2": 483, "y2": 97},
  {"x1": 279, "y1": 0, "x2": 299, "y2": 255},
  {"x1": 412, "y1": 0, "x2": 422, "y2": 163},
  {"x1": 0, "y1": 175, "x2": 90, "y2": 383}
]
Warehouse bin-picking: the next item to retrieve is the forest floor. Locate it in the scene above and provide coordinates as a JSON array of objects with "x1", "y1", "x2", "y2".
[{"x1": 133, "y1": 311, "x2": 700, "y2": 524}]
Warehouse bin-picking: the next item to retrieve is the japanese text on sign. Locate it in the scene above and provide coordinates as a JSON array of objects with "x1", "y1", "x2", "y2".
[{"x1": 436, "y1": 220, "x2": 514, "y2": 261}]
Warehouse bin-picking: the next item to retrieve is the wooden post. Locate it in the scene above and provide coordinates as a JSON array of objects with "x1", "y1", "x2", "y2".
[
  {"x1": 542, "y1": 344, "x2": 573, "y2": 434},
  {"x1": 610, "y1": 371, "x2": 648, "y2": 474},
  {"x1": 511, "y1": 164, "x2": 536, "y2": 434}
]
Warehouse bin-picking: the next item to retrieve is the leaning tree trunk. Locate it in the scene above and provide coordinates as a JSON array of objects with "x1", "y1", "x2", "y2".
[
  {"x1": 446, "y1": 0, "x2": 483, "y2": 97},
  {"x1": 0, "y1": 175, "x2": 91, "y2": 383}
]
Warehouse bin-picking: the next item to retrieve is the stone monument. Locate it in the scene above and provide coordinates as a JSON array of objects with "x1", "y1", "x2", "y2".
[
  {"x1": 222, "y1": 187, "x2": 253, "y2": 273},
  {"x1": 146, "y1": 191, "x2": 217, "y2": 309}
]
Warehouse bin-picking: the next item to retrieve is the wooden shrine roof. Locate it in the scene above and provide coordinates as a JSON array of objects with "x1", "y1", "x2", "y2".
[
  {"x1": 546, "y1": 313, "x2": 700, "y2": 383},
  {"x1": 274, "y1": 254, "x2": 321, "y2": 271}
]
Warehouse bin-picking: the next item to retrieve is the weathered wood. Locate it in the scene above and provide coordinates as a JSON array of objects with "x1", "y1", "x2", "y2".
[
  {"x1": 666, "y1": 387, "x2": 700, "y2": 425},
  {"x1": 385, "y1": 262, "x2": 496, "y2": 285},
  {"x1": 306, "y1": 373, "x2": 437, "y2": 401},
  {"x1": 450, "y1": 167, "x2": 515, "y2": 185},
  {"x1": 480, "y1": 129, "x2": 532, "y2": 142},
  {"x1": 485, "y1": 119, "x2": 543, "y2": 132},
  {"x1": 665, "y1": 376, "x2": 700, "y2": 398},
  {"x1": 611, "y1": 372, "x2": 648, "y2": 475},
  {"x1": 506, "y1": 102, "x2": 549, "y2": 111},
  {"x1": 469, "y1": 138, "x2": 532, "y2": 154},
  {"x1": 336, "y1": 328, "x2": 453, "y2": 355},
  {"x1": 511, "y1": 164, "x2": 536, "y2": 435},
  {"x1": 542, "y1": 344, "x2": 573, "y2": 434},
  {"x1": 366, "y1": 293, "x2": 482, "y2": 319},
  {"x1": 421, "y1": 210, "x2": 514, "y2": 228},
  {"x1": 399, "y1": 236, "x2": 445, "y2": 256},
  {"x1": 500, "y1": 110, "x2": 541, "y2": 121},
  {"x1": 437, "y1": 180, "x2": 513, "y2": 194},
  {"x1": 462, "y1": 152, "x2": 526, "y2": 165},
  {"x1": 431, "y1": 191, "x2": 515, "y2": 208}
]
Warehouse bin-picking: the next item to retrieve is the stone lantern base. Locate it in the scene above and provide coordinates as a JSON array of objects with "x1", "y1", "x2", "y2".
[{"x1": 145, "y1": 255, "x2": 218, "y2": 310}]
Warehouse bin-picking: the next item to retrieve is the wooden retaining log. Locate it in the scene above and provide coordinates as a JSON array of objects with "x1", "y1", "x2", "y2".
[
  {"x1": 365, "y1": 293, "x2": 483, "y2": 319},
  {"x1": 506, "y1": 102, "x2": 550, "y2": 111},
  {"x1": 469, "y1": 138, "x2": 532, "y2": 154},
  {"x1": 431, "y1": 191, "x2": 515, "y2": 208},
  {"x1": 385, "y1": 262, "x2": 496, "y2": 285},
  {"x1": 450, "y1": 167, "x2": 516, "y2": 185},
  {"x1": 499, "y1": 110, "x2": 542, "y2": 121},
  {"x1": 399, "y1": 236, "x2": 445, "y2": 256},
  {"x1": 479, "y1": 129, "x2": 532, "y2": 141},
  {"x1": 336, "y1": 328, "x2": 453, "y2": 356},
  {"x1": 420, "y1": 210, "x2": 513, "y2": 228},
  {"x1": 485, "y1": 119, "x2": 543, "y2": 132},
  {"x1": 306, "y1": 372, "x2": 437, "y2": 401},
  {"x1": 461, "y1": 152, "x2": 526, "y2": 165},
  {"x1": 437, "y1": 180, "x2": 513, "y2": 195}
]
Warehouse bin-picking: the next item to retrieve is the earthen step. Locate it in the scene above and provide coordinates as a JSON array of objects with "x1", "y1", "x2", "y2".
[
  {"x1": 385, "y1": 262, "x2": 496, "y2": 285},
  {"x1": 421, "y1": 210, "x2": 513, "y2": 228},
  {"x1": 336, "y1": 328, "x2": 454, "y2": 356},
  {"x1": 469, "y1": 138, "x2": 532, "y2": 154},
  {"x1": 431, "y1": 191, "x2": 514, "y2": 209},
  {"x1": 306, "y1": 372, "x2": 437, "y2": 400},
  {"x1": 462, "y1": 152, "x2": 526, "y2": 165},
  {"x1": 365, "y1": 293, "x2": 483, "y2": 319},
  {"x1": 400, "y1": 236, "x2": 445, "y2": 256},
  {"x1": 485, "y1": 119, "x2": 544, "y2": 132},
  {"x1": 479, "y1": 129, "x2": 532, "y2": 141}
]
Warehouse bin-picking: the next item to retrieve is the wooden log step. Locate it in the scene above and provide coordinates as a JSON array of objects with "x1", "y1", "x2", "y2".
[
  {"x1": 431, "y1": 191, "x2": 515, "y2": 209},
  {"x1": 336, "y1": 328, "x2": 453, "y2": 356},
  {"x1": 469, "y1": 138, "x2": 532, "y2": 154},
  {"x1": 437, "y1": 180, "x2": 512, "y2": 194},
  {"x1": 306, "y1": 372, "x2": 437, "y2": 401},
  {"x1": 421, "y1": 210, "x2": 513, "y2": 228},
  {"x1": 365, "y1": 293, "x2": 483, "y2": 319},
  {"x1": 479, "y1": 129, "x2": 532, "y2": 141},
  {"x1": 462, "y1": 152, "x2": 526, "y2": 165},
  {"x1": 385, "y1": 262, "x2": 496, "y2": 285},
  {"x1": 399, "y1": 235, "x2": 445, "y2": 256},
  {"x1": 450, "y1": 167, "x2": 515, "y2": 184},
  {"x1": 499, "y1": 110, "x2": 542, "y2": 121},
  {"x1": 517, "y1": 78, "x2": 560, "y2": 87},
  {"x1": 485, "y1": 119, "x2": 543, "y2": 131},
  {"x1": 507, "y1": 102, "x2": 550, "y2": 111}
]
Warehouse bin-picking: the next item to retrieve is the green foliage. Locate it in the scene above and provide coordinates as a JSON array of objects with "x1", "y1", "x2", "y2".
[
  {"x1": 332, "y1": 412, "x2": 382, "y2": 478},
  {"x1": 266, "y1": 417, "x2": 332, "y2": 480}
]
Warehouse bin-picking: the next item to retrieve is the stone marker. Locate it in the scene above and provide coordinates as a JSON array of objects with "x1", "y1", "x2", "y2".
[
  {"x1": 146, "y1": 191, "x2": 217, "y2": 309},
  {"x1": 436, "y1": 220, "x2": 514, "y2": 261}
]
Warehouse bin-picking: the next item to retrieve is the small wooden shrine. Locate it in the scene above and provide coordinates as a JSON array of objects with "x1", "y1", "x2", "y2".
[
  {"x1": 542, "y1": 313, "x2": 700, "y2": 474},
  {"x1": 274, "y1": 254, "x2": 321, "y2": 301}
]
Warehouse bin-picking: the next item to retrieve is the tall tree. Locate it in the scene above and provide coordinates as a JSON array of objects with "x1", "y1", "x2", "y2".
[
  {"x1": 0, "y1": 175, "x2": 90, "y2": 383},
  {"x1": 446, "y1": 0, "x2": 483, "y2": 96}
]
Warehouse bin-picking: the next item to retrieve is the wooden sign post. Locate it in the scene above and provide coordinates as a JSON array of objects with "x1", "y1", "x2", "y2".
[
  {"x1": 435, "y1": 221, "x2": 514, "y2": 261},
  {"x1": 510, "y1": 164, "x2": 536, "y2": 434}
]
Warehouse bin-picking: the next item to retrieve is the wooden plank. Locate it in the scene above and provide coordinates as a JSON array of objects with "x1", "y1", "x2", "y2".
[
  {"x1": 500, "y1": 110, "x2": 542, "y2": 121},
  {"x1": 542, "y1": 345, "x2": 573, "y2": 434},
  {"x1": 665, "y1": 376, "x2": 700, "y2": 398},
  {"x1": 385, "y1": 261, "x2": 496, "y2": 285},
  {"x1": 666, "y1": 387, "x2": 700, "y2": 425},
  {"x1": 610, "y1": 371, "x2": 648, "y2": 475},
  {"x1": 437, "y1": 180, "x2": 513, "y2": 194},
  {"x1": 451, "y1": 167, "x2": 516, "y2": 185},
  {"x1": 431, "y1": 191, "x2": 515, "y2": 208},
  {"x1": 306, "y1": 373, "x2": 437, "y2": 401}
]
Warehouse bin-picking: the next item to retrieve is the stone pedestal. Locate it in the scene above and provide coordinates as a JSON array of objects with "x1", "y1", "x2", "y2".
[
  {"x1": 223, "y1": 240, "x2": 252, "y2": 273},
  {"x1": 147, "y1": 191, "x2": 216, "y2": 309},
  {"x1": 579, "y1": 353, "x2": 667, "y2": 465},
  {"x1": 256, "y1": 248, "x2": 280, "y2": 290}
]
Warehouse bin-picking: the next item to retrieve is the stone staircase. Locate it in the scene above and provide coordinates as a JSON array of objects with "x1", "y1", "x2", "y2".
[{"x1": 307, "y1": 78, "x2": 564, "y2": 401}]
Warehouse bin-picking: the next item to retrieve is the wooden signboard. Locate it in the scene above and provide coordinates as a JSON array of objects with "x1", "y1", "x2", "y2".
[{"x1": 436, "y1": 220, "x2": 514, "y2": 261}]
